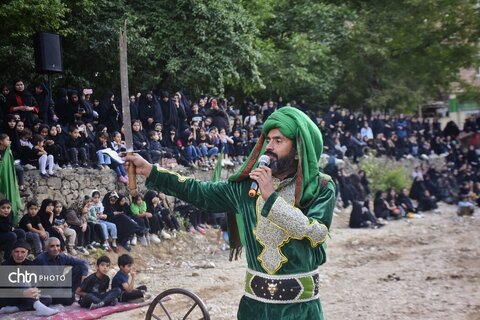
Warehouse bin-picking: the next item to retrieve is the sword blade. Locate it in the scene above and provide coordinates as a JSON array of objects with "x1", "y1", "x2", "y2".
[{"x1": 119, "y1": 24, "x2": 133, "y2": 152}]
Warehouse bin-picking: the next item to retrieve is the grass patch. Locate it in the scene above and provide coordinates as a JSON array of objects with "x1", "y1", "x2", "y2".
[{"x1": 359, "y1": 157, "x2": 412, "y2": 193}]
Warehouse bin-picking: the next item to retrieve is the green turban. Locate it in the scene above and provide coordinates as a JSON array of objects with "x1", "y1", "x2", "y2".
[{"x1": 229, "y1": 107, "x2": 324, "y2": 208}]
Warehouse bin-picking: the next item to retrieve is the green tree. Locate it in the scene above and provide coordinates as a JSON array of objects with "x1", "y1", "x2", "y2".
[
  {"x1": 330, "y1": 0, "x2": 480, "y2": 112},
  {"x1": 245, "y1": 0, "x2": 352, "y2": 109},
  {"x1": 126, "y1": 0, "x2": 260, "y2": 96},
  {"x1": 0, "y1": 0, "x2": 69, "y2": 83}
]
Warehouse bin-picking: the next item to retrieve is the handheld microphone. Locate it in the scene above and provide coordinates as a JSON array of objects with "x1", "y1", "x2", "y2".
[{"x1": 248, "y1": 155, "x2": 271, "y2": 197}]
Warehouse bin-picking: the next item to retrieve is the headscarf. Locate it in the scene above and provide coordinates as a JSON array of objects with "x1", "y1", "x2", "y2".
[
  {"x1": 102, "y1": 191, "x2": 119, "y2": 218},
  {"x1": 229, "y1": 107, "x2": 324, "y2": 208}
]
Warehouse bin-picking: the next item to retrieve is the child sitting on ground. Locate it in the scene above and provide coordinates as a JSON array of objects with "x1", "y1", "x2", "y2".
[
  {"x1": 76, "y1": 256, "x2": 121, "y2": 310},
  {"x1": 19, "y1": 200, "x2": 48, "y2": 256},
  {"x1": 112, "y1": 254, "x2": 149, "y2": 302}
]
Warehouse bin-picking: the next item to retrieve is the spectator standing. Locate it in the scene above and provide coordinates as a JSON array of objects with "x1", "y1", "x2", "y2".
[
  {"x1": 164, "y1": 92, "x2": 188, "y2": 133},
  {"x1": 205, "y1": 99, "x2": 229, "y2": 132},
  {"x1": 68, "y1": 91, "x2": 90, "y2": 124},
  {"x1": 132, "y1": 120, "x2": 153, "y2": 163},
  {"x1": 262, "y1": 100, "x2": 276, "y2": 121},
  {"x1": 53, "y1": 88, "x2": 71, "y2": 128},
  {"x1": 98, "y1": 92, "x2": 122, "y2": 133},
  {"x1": 138, "y1": 91, "x2": 163, "y2": 133},
  {"x1": 33, "y1": 82, "x2": 55, "y2": 125},
  {"x1": 6, "y1": 79, "x2": 39, "y2": 128}
]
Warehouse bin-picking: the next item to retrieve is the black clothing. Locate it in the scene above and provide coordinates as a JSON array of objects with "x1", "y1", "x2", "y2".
[
  {"x1": 6, "y1": 89, "x2": 39, "y2": 127},
  {"x1": 102, "y1": 192, "x2": 144, "y2": 245},
  {"x1": 138, "y1": 95, "x2": 163, "y2": 133},
  {"x1": 205, "y1": 108, "x2": 229, "y2": 132},
  {"x1": 80, "y1": 273, "x2": 110, "y2": 295},
  {"x1": 78, "y1": 273, "x2": 121, "y2": 308},
  {"x1": 349, "y1": 201, "x2": 378, "y2": 228},
  {"x1": 396, "y1": 194, "x2": 417, "y2": 213},
  {"x1": 54, "y1": 88, "x2": 72, "y2": 126},
  {"x1": 373, "y1": 197, "x2": 389, "y2": 219},
  {"x1": 98, "y1": 92, "x2": 122, "y2": 133},
  {"x1": 19, "y1": 214, "x2": 42, "y2": 232},
  {"x1": 33, "y1": 83, "x2": 55, "y2": 124}
]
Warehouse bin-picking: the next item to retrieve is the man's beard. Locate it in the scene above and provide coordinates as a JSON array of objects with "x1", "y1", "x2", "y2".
[{"x1": 266, "y1": 149, "x2": 297, "y2": 177}]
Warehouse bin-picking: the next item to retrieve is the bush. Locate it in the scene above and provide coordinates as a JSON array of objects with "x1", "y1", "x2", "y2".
[{"x1": 359, "y1": 158, "x2": 412, "y2": 194}]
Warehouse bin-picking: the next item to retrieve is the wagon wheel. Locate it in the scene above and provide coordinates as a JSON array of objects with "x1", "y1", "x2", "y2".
[{"x1": 145, "y1": 288, "x2": 210, "y2": 320}]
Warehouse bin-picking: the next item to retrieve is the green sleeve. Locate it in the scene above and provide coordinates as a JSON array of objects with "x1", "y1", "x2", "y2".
[
  {"x1": 145, "y1": 165, "x2": 244, "y2": 213},
  {"x1": 130, "y1": 203, "x2": 139, "y2": 216},
  {"x1": 141, "y1": 202, "x2": 147, "y2": 212}
]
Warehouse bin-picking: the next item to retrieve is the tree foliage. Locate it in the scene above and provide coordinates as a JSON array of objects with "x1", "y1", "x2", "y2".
[
  {"x1": 0, "y1": 0, "x2": 479, "y2": 111},
  {"x1": 330, "y1": 0, "x2": 480, "y2": 112},
  {"x1": 251, "y1": 1, "x2": 352, "y2": 107}
]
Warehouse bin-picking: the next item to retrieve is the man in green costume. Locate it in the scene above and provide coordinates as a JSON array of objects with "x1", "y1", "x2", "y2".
[{"x1": 125, "y1": 107, "x2": 335, "y2": 320}]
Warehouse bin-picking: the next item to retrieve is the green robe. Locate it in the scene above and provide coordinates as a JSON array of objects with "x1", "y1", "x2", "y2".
[{"x1": 146, "y1": 165, "x2": 335, "y2": 320}]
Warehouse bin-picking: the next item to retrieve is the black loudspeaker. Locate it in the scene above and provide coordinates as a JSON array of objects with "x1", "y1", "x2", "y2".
[{"x1": 34, "y1": 32, "x2": 63, "y2": 73}]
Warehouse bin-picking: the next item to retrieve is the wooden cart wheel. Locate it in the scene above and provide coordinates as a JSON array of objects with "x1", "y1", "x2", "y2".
[{"x1": 145, "y1": 288, "x2": 210, "y2": 320}]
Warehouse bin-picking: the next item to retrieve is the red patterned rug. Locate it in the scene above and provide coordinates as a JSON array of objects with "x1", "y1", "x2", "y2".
[{"x1": 5, "y1": 300, "x2": 151, "y2": 320}]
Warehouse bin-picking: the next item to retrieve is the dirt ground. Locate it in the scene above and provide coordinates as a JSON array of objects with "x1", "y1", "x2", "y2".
[{"x1": 104, "y1": 203, "x2": 480, "y2": 320}]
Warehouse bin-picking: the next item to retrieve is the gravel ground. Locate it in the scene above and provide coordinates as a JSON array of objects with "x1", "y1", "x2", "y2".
[{"x1": 104, "y1": 203, "x2": 480, "y2": 320}]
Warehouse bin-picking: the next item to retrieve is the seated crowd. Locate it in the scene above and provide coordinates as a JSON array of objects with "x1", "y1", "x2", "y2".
[
  {"x1": 0, "y1": 187, "x2": 226, "y2": 315},
  {"x1": 1, "y1": 79, "x2": 480, "y2": 180},
  {"x1": 1, "y1": 235, "x2": 149, "y2": 315},
  {"x1": 338, "y1": 161, "x2": 479, "y2": 229},
  {"x1": 0, "y1": 78, "x2": 479, "y2": 314}
]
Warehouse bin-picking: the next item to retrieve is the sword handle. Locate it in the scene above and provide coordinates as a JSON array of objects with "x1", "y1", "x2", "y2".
[{"x1": 127, "y1": 151, "x2": 137, "y2": 196}]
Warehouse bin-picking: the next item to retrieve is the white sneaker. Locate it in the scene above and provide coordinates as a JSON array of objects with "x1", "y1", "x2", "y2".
[
  {"x1": 172, "y1": 230, "x2": 177, "y2": 238},
  {"x1": 160, "y1": 230, "x2": 171, "y2": 240},
  {"x1": 139, "y1": 235, "x2": 149, "y2": 246},
  {"x1": 149, "y1": 234, "x2": 161, "y2": 244},
  {"x1": 130, "y1": 235, "x2": 137, "y2": 246}
]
